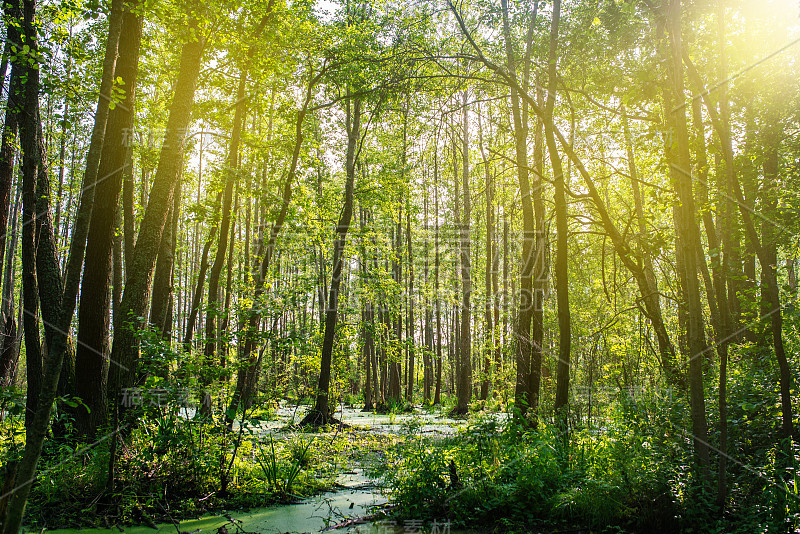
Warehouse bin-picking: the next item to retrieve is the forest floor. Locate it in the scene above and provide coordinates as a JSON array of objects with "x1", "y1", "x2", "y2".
[{"x1": 29, "y1": 402, "x2": 479, "y2": 534}]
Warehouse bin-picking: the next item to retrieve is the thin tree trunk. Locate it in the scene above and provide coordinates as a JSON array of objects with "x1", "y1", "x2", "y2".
[
  {"x1": 53, "y1": 23, "x2": 74, "y2": 243},
  {"x1": 389, "y1": 210, "x2": 402, "y2": 404},
  {"x1": 0, "y1": 184, "x2": 20, "y2": 385},
  {"x1": 405, "y1": 196, "x2": 415, "y2": 404},
  {"x1": 500, "y1": 0, "x2": 539, "y2": 417},
  {"x1": 0, "y1": 29, "x2": 11, "y2": 104},
  {"x1": 219, "y1": 184, "x2": 237, "y2": 366},
  {"x1": 477, "y1": 112, "x2": 493, "y2": 401},
  {"x1": 112, "y1": 204, "x2": 123, "y2": 325},
  {"x1": 423, "y1": 172, "x2": 432, "y2": 403},
  {"x1": 544, "y1": 0, "x2": 571, "y2": 421},
  {"x1": 122, "y1": 145, "x2": 136, "y2": 267},
  {"x1": 183, "y1": 192, "x2": 221, "y2": 352},
  {"x1": 0, "y1": 0, "x2": 23, "y2": 277},
  {"x1": 360, "y1": 206, "x2": 374, "y2": 411},
  {"x1": 455, "y1": 91, "x2": 472, "y2": 414},
  {"x1": 302, "y1": 95, "x2": 362, "y2": 425},
  {"x1": 150, "y1": 184, "x2": 179, "y2": 338},
  {"x1": 434, "y1": 146, "x2": 442, "y2": 405}
]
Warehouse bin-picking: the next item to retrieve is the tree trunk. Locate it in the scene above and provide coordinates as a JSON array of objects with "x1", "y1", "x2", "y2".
[
  {"x1": 360, "y1": 205, "x2": 374, "y2": 411},
  {"x1": 149, "y1": 189, "x2": 178, "y2": 337},
  {"x1": 663, "y1": 0, "x2": 711, "y2": 474},
  {"x1": 108, "y1": 21, "x2": 206, "y2": 404},
  {"x1": 405, "y1": 200, "x2": 415, "y2": 404},
  {"x1": 543, "y1": 0, "x2": 571, "y2": 422},
  {"x1": 387, "y1": 217, "x2": 401, "y2": 405},
  {"x1": 500, "y1": 0, "x2": 540, "y2": 417},
  {"x1": 455, "y1": 91, "x2": 472, "y2": 415},
  {"x1": 434, "y1": 148, "x2": 442, "y2": 406},
  {"x1": 74, "y1": 1, "x2": 143, "y2": 437},
  {"x1": 422, "y1": 172, "x2": 432, "y2": 403},
  {"x1": 53, "y1": 24, "x2": 74, "y2": 244},
  {"x1": 204, "y1": 67, "x2": 247, "y2": 383},
  {"x1": 226, "y1": 70, "x2": 315, "y2": 423},
  {"x1": 302, "y1": 95, "x2": 362, "y2": 426},
  {"x1": 183, "y1": 192, "x2": 221, "y2": 352},
  {"x1": 219, "y1": 184, "x2": 237, "y2": 366},
  {"x1": 403, "y1": 105, "x2": 415, "y2": 405},
  {"x1": 0, "y1": 185, "x2": 20, "y2": 386},
  {"x1": 0, "y1": 0, "x2": 23, "y2": 277},
  {"x1": 477, "y1": 112, "x2": 493, "y2": 401}
]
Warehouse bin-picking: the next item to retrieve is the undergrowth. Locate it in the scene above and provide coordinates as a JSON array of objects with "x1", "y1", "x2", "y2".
[{"x1": 384, "y1": 392, "x2": 800, "y2": 534}]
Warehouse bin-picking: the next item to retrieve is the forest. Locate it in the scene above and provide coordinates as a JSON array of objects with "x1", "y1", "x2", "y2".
[{"x1": 0, "y1": 0, "x2": 798, "y2": 532}]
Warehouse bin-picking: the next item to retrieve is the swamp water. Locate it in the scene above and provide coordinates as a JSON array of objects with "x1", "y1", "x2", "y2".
[{"x1": 41, "y1": 407, "x2": 474, "y2": 534}]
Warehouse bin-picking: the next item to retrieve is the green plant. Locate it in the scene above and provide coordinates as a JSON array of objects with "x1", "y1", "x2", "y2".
[{"x1": 255, "y1": 434, "x2": 315, "y2": 497}]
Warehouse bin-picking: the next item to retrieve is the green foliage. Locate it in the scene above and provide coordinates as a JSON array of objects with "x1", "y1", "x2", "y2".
[
  {"x1": 254, "y1": 434, "x2": 315, "y2": 497},
  {"x1": 386, "y1": 408, "x2": 690, "y2": 533},
  {"x1": 19, "y1": 415, "x2": 336, "y2": 529}
]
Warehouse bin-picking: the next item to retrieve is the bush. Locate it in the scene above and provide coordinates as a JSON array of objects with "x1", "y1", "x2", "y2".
[{"x1": 385, "y1": 410, "x2": 682, "y2": 533}]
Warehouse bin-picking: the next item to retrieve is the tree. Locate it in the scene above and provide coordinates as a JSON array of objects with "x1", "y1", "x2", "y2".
[
  {"x1": 497, "y1": 0, "x2": 543, "y2": 418},
  {"x1": 109, "y1": 12, "x2": 208, "y2": 407},
  {"x1": 454, "y1": 90, "x2": 472, "y2": 415},
  {"x1": 302, "y1": 91, "x2": 363, "y2": 426},
  {"x1": 544, "y1": 0, "x2": 571, "y2": 422},
  {"x1": 74, "y1": 0, "x2": 143, "y2": 437}
]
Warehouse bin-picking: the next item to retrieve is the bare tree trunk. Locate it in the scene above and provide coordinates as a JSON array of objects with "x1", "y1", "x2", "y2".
[
  {"x1": 492, "y1": 200, "x2": 501, "y2": 388},
  {"x1": 0, "y1": 29, "x2": 10, "y2": 104},
  {"x1": 20, "y1": 68, "x2": 41, "y2": 437},
  {"x1": 360, "y1": 204, "x2": 374, "y2": 411},
  {"x1": 434, "y1": 147, "x2": 442, "y2": 405},
  {"x1": 53, "y1": 23, "x2": 74, "y2": 243},
  {"x1": 0, "y1": 185, "x2": 20, "y2": 385},
  {"x1": 423, "y1": 173, "x2": 432, "y2": 403},
  {"x1": 405, "y1": 199, "x2": 415, "y2": 404},
  {"x1": 220, "y1": 184, "x2": 237, "y2": 365},
  {"x1": 150, "y1": 182, "x2": 180, "y2": 339},
  {"x1": 402, "y1": 104, "x2": 415, "y2": 404}
]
